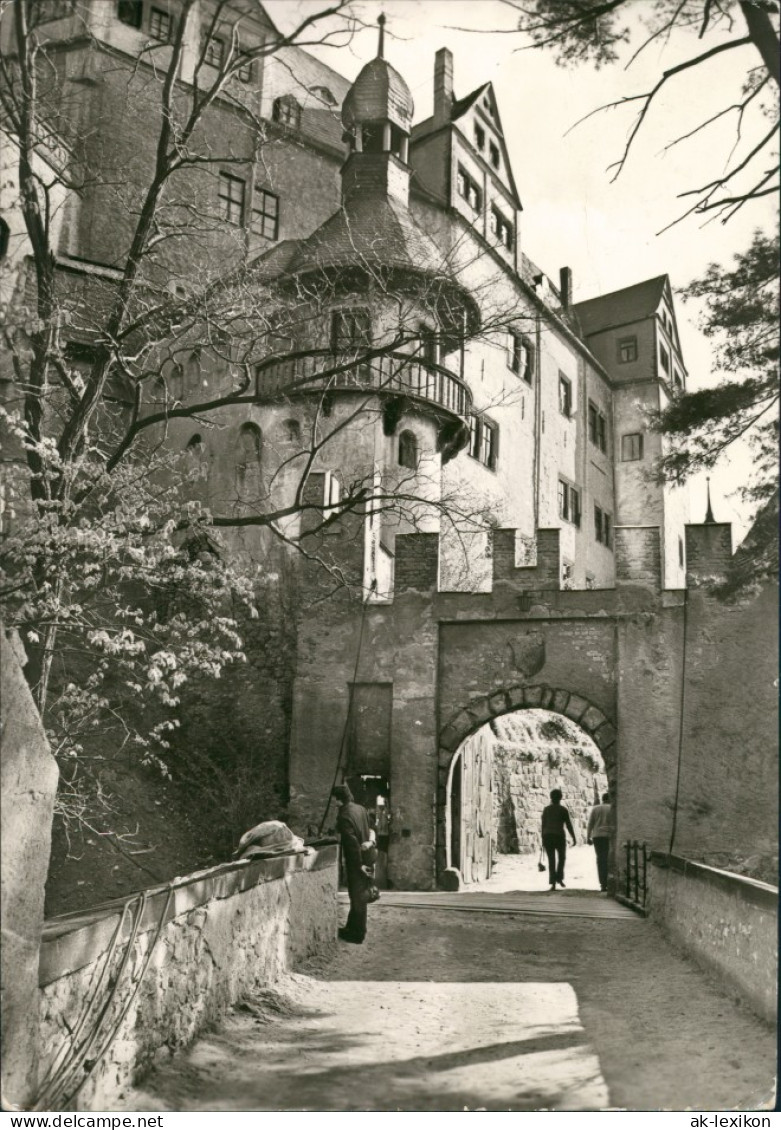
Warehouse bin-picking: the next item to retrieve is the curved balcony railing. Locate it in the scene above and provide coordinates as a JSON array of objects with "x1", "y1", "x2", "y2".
[{"x1": 255, "y1": 349, "x2": 472, "y2": 420}]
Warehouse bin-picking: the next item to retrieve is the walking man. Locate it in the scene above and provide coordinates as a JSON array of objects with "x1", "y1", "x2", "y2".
[
  {"x1": 333, "y1": 784, "x2": 372, "y2": 944},
  {"x1": 541, "y1": 788, "x2": 576, "y2": 891},
  {"x1": 587, "y1": 791, "x2": 613, "y2": 892}
]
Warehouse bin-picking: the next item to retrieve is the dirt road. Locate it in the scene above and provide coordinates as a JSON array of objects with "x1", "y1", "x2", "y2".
[{"x1": 125, "y1": 900, "x2": 775, "y2": 1112}]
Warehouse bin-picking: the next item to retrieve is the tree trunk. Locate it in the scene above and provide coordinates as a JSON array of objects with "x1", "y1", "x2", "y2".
[{"x1": 739, "y1": 1, "x2": 781, "y2": 85}]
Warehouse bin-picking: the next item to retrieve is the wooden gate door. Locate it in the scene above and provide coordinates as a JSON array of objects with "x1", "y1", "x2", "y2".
[{"x1": 459, "y1": 735, "x2": 493, "y2": 884}]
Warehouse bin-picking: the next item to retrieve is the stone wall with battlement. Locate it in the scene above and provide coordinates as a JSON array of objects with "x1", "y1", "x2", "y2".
[{"x1": 287, "y1": 505, "x2": 777, "y2": 890}]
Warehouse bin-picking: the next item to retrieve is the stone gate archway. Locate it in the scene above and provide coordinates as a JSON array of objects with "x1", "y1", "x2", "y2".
[{"x1": 437, "y1": 684, "x2": 616, "y2": 887}]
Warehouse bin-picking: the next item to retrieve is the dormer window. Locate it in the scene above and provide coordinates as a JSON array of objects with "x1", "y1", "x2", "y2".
[
  {"x1": 311, "y1": 85, "x2": 337, "y2": 106},
  {"x1": 490, "y1": 205, "x2": 513, "y2": 251},
  {"x1": 273, "y1": 96, "x2": 301, "y2": 130},
  {"x1": 457, "y1": 166, "x2": 482, "y2": 212}
]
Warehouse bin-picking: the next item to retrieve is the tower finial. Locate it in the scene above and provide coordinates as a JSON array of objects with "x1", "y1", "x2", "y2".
[
  {"x1": 377, "y1": 12, "x2": 386, "y2": 59},
  {"x1": 704, "y1": 476, "x2": 716, "y2": 524}
]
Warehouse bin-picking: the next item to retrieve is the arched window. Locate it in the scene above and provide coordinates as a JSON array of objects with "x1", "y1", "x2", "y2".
[
  {"x1": 237, "y1": 422, "x2": 262, "y2": 498},
  {"x1": 185, "y1": 349, "x2": 202, "y2": 389},
  {"x1": 284, "y1": 418, "x2": 301, "y2": 444},
  {"x1": 239, "y1": 422, "x2": 262, "y2": 461},
  {"x1": 162, "y1": 359, "x2": 184, "y2": 402},
  {"x1": 398, "y1": 430, "x2": 418, "y2": 470},
  {"x1": 185, "y1": 433, "x2": 208, "y2": 480}
]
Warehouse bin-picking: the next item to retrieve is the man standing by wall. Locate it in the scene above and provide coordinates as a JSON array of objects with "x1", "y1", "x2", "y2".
[
  {"x1": 587, "y1": 792, "x2": 613, "y2": 893},
  {"x1": 333, "y1": 785, "x2": 372, "y2": 944}
]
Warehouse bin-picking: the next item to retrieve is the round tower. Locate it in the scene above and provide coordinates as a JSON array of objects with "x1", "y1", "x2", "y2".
[{"x1": 252, "y1": 19, "x2": 478, "y2": 595}]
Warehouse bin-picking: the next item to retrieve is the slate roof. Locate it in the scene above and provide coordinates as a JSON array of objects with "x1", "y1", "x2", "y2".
[
  {"x1": 412, "y1": 83, "x2": 492, "y2": 142},
  {"x1": 342, "y1": 57, "x2": 414, "y2": 128},
  {"x1": 572, "y1": 276, "x2": 668, "y2": 337},
  {"x1": 263, "y1": 45, "x2": 351, "y2": 153},
  {"x1": 451, "y1": 83, "x2": 489, "y2": 123},
  {"x1": 288, "y1": 195, "x2": 446, "y2": 279}
]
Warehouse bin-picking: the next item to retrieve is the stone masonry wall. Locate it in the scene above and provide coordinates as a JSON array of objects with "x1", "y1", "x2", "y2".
[
  {"x1": 38, "y1": 847, "x2": 338, "y2": 1111},
  {"x1": 488, "y1": 710, "x2": 607, "y2": 853},
  {"x1": 647, "y1": 854, "x2": 777, "y2": 1024}
]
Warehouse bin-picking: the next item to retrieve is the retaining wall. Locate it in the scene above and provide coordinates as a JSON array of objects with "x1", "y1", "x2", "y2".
[
  {"x1": 38, "y1": 846, "x2": 338, "y2": 1110},
  {"x1": 647, "y1": 853, "x2": 777, "y2": 1024}
]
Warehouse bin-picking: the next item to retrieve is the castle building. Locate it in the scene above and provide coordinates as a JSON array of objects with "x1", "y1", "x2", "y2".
[{"x1": 1, "y1": 0, "x2": 706, "y2": 888}]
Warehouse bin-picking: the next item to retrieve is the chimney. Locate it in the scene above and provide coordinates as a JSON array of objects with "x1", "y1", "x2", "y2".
[
  {"x1": 559, "y1": 267, "x2": 573, "y2": 309},
  {"x1": 433, "y1": 48, "x2": 454, "y2": 125}
]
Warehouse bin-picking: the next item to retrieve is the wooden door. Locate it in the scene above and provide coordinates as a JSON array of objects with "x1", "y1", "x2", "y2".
[{"x1": 459, "y1": 735, "x2": 493, "y2": 884}]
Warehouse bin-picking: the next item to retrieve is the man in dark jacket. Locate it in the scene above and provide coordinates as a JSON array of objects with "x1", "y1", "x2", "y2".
[
  {"x1": 541, "y1": 788, "x2": 577, "y2": 891},
  {"x1": 333, "y1": 784, "x2": 372, "y2": 944}
]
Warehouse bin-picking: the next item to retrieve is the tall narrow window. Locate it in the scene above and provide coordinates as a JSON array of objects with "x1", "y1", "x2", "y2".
[
  {"x1": 237, "y1": 423, "x2": 262, "y2": 497},
  {"x1": 251, "y1": 188, "x2": 279, "y2": 240},
  {"x1": 218, "y1": 172, "x2": 245, "y2": 224},
  {"x1": 456, "y1": 166, "x2": 482, "y2": 212},
  {"x1": 558, "y1": 373, "x2": 573, "y2": 418},
  {"x1": 558, "y1": 480, "x2": 580, "y2": 526},
  {"x1": 398, "y1": 430, "x2": 418, "y2": 470},
  {"x1": 185, "y1": 433, "x2": 208, "y2": 480},
  {"x1": 284, "y1": 419, "x2": 301, "y2": 444},
  {"x1": 659, "y1": 343, "x2": 671, "y2": 375},
  {"x1": 617, "y1": 336, "x2": 637, "y2": 363},
  {"x1": 468, "y1": 415, "x2": 498, "y2": 469},
  {"x1": 204, "y1": 35, "x2": 225, "y2": 67},
  {"x1": 420, "y1": 326, "x2": 438, "y2": 365},
  {"x1": 236, "y1": 52, "x2": 253, "y2": 83},
  {"x1": 588, "y1": 401, "x2": 607, "y2": 453},
  {"x1": 149, "y1": 7, "x2": 171, "y2": 40},
  {"x1": 331, "y1": 308, "x2": 371, "y2": 351},
  {"x1": 509, "y1": 332, "x2": 534, "y2": 383},
  {"x1": 489, "y1": 142, "x2": 500, "y2": 169},
  {"x1": 621, "y1": 433, "x2": 644, "y2": 461},
  {"x1": 474, "y1": 124, "x2": 485, "y2": 151},
  {"x1": 490, "y1": 205, "x2": 513, "y2": 250}
]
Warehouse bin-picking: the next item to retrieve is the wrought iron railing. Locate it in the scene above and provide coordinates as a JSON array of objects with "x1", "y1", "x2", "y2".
[
  {"x1": 623, "y1": 840, "x2": 648, "y2": 909},
  {"x1": 255, "y1": 349, "x2": 472, "y2": 419}
]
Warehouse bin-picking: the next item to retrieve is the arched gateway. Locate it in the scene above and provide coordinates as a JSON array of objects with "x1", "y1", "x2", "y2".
[{"x1": 439, "y1": 686, "x2": 615, "y2": 887}]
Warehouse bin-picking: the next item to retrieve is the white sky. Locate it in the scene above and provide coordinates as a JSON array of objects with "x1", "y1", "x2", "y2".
[{"x1": 266, "y1": 0, "x2": 779, "y2": 541}]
